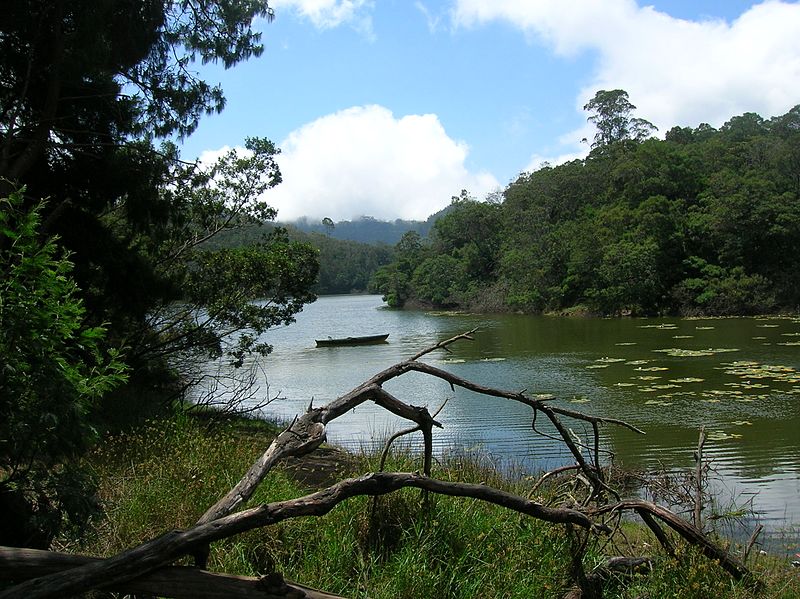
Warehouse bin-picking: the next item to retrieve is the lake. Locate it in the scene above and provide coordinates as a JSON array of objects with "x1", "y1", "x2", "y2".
[{"x1": 204, "y1": 294, "x2": 800, "y2": 550}]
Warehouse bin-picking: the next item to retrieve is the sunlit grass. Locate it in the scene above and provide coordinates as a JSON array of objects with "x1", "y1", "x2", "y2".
[{"x1": 77, "y1": 415, "x2": 800, "y2": 598}]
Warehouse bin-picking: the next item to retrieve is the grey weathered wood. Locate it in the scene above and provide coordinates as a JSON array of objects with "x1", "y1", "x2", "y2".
[{"x1": 0, "y1": 547, "x2": 343, "y2": 598}]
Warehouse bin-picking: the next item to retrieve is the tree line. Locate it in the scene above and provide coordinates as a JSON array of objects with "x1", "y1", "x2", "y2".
[{"x1": 373, "y1": 91, "x2": 800, "y2": 316}]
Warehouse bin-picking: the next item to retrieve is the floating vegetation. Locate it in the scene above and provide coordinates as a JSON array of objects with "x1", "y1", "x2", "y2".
[
  {"x1": 439, "y1": 358, "x2": 466, "y2": 364},
  {"x1": 595, "y1": 357, "x2": 627, "y2": 363},
  {"x1": 653, "y1": 347, "x2": 739, "y2": 357},
  {"x1": 731, "y1": 420, "x2": 752, "y2": 426},
  {"x1": 636, "y1": 366, "x2": 669, "y2": 371},
  {"x1": 778, "y1": 341, "x2": 800, "y2": 346},
  {"x1": 695, "y1": 326, "x2": 715, "y2": 330},
  {"x1": 481, "y1": 357, "x2": 507, "y2": 362},
  {"x1": 651, "y1": 384, "x2": 681, "y2": 390},
  {"x1": 752, "y1": 336, "x2": 767, "y2": 340},
  {"x1": 706, "y1": 431, "x2": 743, "y2": 441},
  {"x1": 586, "y1": 364, "x2": 610, "y2": 369},
  {"x1": 703, "y1": 398, "x2": 721, "y2": 403},
  {"x1": 644, "y1": 399, "x2": 672, "y2": 406},
  {"x1": 634, "y1": 375, "x2": 662, "y2": 381},
  {"x1": 670, "y1": 377, "x2": 705, "y2": 383},
  {"x1": 614, "y1": 382, "x2": 636, "y2": 387},
  {"x1": 672, "y1": 335, "x2": 694, "y2": 339},
  {"x1": 570, "y1": 396, "x2": 591, "y2": 404},
  {"x1": 615, "y1": 342, "x2": 637, "y2": 346},
  {"x1": 756, "y1": 324, "x2": 779, "y2": 328},
  {"x1": 625, "y1": 359, "x2": 650, "y2": 365},
  {"x1": 781, "y1": 332, "x2": 800, "y2": 336},
  {"x1": 639, "y1": 387, "x2": 658, "y2": 393}
]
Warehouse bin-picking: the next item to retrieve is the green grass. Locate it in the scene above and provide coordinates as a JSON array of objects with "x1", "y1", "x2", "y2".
[{"x1": 75, "y1": 415, "x2": 800, "y2": 598}]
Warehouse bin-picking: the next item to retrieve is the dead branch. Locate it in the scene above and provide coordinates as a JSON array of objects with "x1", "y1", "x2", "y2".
[
  {"x1": 693, "y1": 426, "x2": 707, "y2": 530},
  {"x1": 594, "y1": 499, "x2": 758, "y2": 587},
  {"x1": 0, "y1": 548, "x2": 343, "y2": 599},
  {"x1": 0, "y1": 472, "x2": 597, "y2": 599}
]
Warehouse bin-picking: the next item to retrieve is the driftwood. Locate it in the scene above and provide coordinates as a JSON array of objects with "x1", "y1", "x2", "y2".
[{"x1": 0, "y1": 330, "x2": 760, "y2": 598}]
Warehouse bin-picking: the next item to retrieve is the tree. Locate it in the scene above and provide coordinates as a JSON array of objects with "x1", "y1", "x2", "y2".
[
  {"x1": 584, "y1": 89, "x2": 657, "y2": 148},
  {"x1": 0, "y1": 189, "x2": 128, "y2": 547},
  {"x1": 0, "y1": 2, "x2": 320, "y2": 398}
]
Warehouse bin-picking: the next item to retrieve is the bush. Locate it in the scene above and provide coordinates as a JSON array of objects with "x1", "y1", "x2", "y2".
[{"x1": 0, "y1": 189, "x2": 127, "y2": 547}]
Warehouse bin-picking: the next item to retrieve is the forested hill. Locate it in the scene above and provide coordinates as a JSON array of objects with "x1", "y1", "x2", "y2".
[
  {"x1": 372, "y1": 103, "x2": 800, "y2": 317},
  {"x1": 204, "y1": 222, "x2": 393, "y2": 295},
  {"x1": 287, "y1": 206, "x2": 452, "y2": 245}
]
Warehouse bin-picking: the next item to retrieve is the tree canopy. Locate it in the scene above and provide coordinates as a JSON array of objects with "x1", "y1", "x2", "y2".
[
  {"x1": 1, "y1": 0, "x2": 320, "y2": 544},
  {"x1": 374, "y1": 98, "x2": 800, "y2": 317}
]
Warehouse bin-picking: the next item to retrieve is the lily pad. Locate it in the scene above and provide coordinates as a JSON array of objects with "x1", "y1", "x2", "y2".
[
  {"x1": 615, "y1": 342, "x2": 637, "y2": 346},
  {"x1": 731, "y1": 420, "x2": 752, "y2": 426},
  {"x1": 695, "y1": 326, "x2": 715, "y2": 330},
  {"x1": 626, "y1": 360, "x2": 651, "y2": 366},
  {"x1": 595, "y1": 357, "x2": 626, "y2": 363},
  {"x1": 614, "y1": 382, "x2": 636, "y2": 387},
  {"x1": 670, "y1": 377, "x2": 705, "y2": 383},
  {"x1": 706, "y1": 431, "x2": 743, "y2": 441},
  {"x1": 672, "y1": 335, "x2": 694, "y2": 339},
  {"x1": 586, "y1": 364, "x2": 609, "y2": 369},
  {"x1": 636, "y1": 366, "x2": 669, "y2": 371},
  {"x1": 644, "y1": 399, "x2": 672, "y2": 406}
]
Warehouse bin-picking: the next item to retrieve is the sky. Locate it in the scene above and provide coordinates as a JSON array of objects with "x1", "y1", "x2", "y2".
[{"x1": 179, "y1": 0, "x2": 800, "y2": 222}]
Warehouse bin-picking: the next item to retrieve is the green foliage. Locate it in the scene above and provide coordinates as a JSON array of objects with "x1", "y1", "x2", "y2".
[
  {"x1": 371, "y1": 231, "x2": 430, "y2": 307},
  {"x1": 584, "y1": 89, "x2": 657, "y2": 149},
  {"x1": 381, "y1": 98, "x2": 800, "y2": 317},
  {"x1": 0, "y1": 189, "x2": 127, "y2": 547}
]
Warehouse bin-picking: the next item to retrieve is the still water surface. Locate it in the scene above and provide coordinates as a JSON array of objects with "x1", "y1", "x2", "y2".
[{"x1": 216, "y1": 295, "x2": 800, "y2": 548}]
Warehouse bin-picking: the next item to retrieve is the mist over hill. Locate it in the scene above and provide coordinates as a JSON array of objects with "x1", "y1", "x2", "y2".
[{"x1": 285, "y1": 205, "x2": 453, "y2": 245}]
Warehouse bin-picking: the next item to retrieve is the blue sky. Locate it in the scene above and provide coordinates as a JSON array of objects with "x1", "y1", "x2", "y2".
[{"x1": 180, "y1": 0, "x2": 800, "y2": 222}]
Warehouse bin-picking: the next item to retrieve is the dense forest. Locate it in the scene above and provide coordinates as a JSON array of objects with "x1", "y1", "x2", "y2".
[
  {"x1": 373, "y1": 93, "x2": 800, "y2": 316},
  {"x1": 205, "y1": 222, "x2": 394, "y2": 294},
  {"x1": 290, "y1": 211, "x2": 447, "y2": 245}
]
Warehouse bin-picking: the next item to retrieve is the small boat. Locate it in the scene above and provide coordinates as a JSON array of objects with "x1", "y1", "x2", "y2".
[{"x1": 315, "y1": 333, "x2": 389, "y2": 347}]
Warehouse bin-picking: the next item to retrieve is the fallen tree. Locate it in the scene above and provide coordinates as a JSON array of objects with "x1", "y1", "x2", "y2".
[{"x1": 0, "y1": 331, "x2": 760, "y2": 598}]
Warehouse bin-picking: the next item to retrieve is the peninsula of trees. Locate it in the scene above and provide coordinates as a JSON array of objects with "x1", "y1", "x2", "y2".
[{"x1": 373, "y1": 93, "x2": 800, "y2": 317}]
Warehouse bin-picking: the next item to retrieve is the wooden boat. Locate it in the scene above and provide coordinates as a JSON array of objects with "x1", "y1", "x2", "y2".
[{"x1": 315, "y1": 333, "x2": 389, "y2": 347}]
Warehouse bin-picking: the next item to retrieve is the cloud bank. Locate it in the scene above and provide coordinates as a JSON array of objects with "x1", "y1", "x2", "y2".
[
  {"x1": 454, "y1": 0, "x2": 800, "y2": 164},
  {"x1": 258, "y1": 105, "x2": 499, "y2": 221}
]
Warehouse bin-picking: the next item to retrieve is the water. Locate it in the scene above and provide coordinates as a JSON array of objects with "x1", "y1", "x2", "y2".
[{"x1": 203, "y1": 295, "x2": 800, "y2": 551}]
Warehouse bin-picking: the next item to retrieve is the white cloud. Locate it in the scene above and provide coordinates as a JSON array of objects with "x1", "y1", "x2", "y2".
[
  {"x1": 415, "y1": 2, "x2": 443, "y2": 34},
  {"x1": 271, "y1": 0, "x2": 374, "y2": 35},
  {"x1": 454, "y1": 0, "x2": 800, "y2": 136},
  {"x1": 261, "y1": 105, "x2": 499, "y2": 221}
]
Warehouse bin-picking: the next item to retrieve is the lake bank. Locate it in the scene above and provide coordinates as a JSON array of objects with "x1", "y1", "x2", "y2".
[
  {"x1": 194, "y1": 295, "x2": 800, "y2": 551},
  {"x1": 76, "y1": 413, "x2": 800, "y2": 599}
]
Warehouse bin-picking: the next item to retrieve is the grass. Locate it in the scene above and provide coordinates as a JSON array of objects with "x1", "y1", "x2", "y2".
[{"x1": 73, "y1": 414, "x2": 800, "y2": 598}]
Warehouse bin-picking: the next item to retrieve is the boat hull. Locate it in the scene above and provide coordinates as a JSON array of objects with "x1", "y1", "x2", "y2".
[{"x1": 315, "y1": 334, "x2": 389, "y2": 347}]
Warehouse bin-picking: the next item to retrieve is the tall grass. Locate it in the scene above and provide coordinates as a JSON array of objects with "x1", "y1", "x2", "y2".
[{"x1": 77, "y1": 415, "x2": 800, "y2": 598}]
